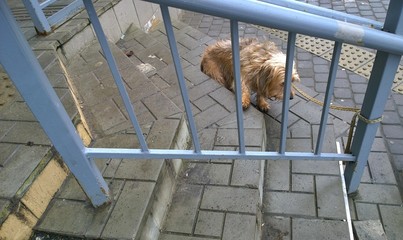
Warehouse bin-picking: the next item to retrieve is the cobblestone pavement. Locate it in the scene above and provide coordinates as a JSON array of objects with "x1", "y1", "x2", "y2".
[{"x1": 180, "y1": 1, "x2": 403, "y2": 239}]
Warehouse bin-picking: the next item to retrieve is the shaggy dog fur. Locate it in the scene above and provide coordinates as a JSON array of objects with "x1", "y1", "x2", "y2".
[{"x1": 200, "y1": 38, "x2": 300, "y2": 111}]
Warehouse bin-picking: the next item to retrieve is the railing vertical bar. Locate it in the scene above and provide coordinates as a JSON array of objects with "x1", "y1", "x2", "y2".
[
  {"x1": 230, "y1": 20, "x2": 246, "y2": 154},
  {"x1": 21, "y1": 0, "x2": 51, "y2": 33},
  {"x1": 160, "y1": 4, "x2": 201, "y2": 153},
  {"x1": 279, "y1": 32, "x2": 297, "y2": 154},
  {"x1": 315, "y1": 41, "x2": 342, "y2": 155},
  {"x1": 83, "y1": 0, "x2": 148, "y2": 152},
  {"x1": 39, "y1": 0, "x2": 59, "y2": 9}
]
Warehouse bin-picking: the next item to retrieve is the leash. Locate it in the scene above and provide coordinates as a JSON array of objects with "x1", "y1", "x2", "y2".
[{"x1": 291, "y1": 83, "x2": 383, "y2": 154}]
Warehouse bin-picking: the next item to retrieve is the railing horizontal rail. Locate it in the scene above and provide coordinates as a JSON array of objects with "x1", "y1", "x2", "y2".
[
  {"x1": 85, "y1": 148, "x2": 356, "y2": 161},
  {"x1": 143, "y1": 0, "x2": 403, "y2": 55},
  {"x1": 259, "y1": 0, "x2": 383, "y2": 29}
]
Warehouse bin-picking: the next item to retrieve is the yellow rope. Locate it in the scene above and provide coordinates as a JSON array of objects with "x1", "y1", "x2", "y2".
[{"x1": 291, "y1": 83, "x2": 383, "y2": 153}]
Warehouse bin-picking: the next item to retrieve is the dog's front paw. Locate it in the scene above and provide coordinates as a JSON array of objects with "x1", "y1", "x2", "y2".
[
  {"x1": 257, "y1": 101, "x2": 270, "y2": 112},
  {"x1": 242, "y1": 99, "x2": 251, "y2": 110}
]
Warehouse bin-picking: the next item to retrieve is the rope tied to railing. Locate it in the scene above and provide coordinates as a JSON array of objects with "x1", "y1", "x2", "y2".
[{"x1": 291, "y1": 83, "x2": 383, "y2": 154}]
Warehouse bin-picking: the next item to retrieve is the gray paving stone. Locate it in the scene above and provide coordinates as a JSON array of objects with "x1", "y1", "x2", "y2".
[
  {"x1": 215, "y1": 128, "x2": 263, "y2": 148},
  {"x1": 262, "y1": 215, "x2": 290, "y2": 240},
  {"x1": 292, "y1": 218, "x2": 349, "y2": 240},
  {"x1": 209, "y1": 87, "x2": 237, "y2": 112},
  {"x1": 354, "y1": 183, "x2": 402, "y2": 205},
  {"x1": 265, "y1": 160, "x2": 290, "y2": 191},
  {"x1": 231, "y1": 160, "x2": 260, "y2": 187},
  {"x1": 183, "y1": 163, "x2": 231, "y2": 185},
  {"x1": 2, "y1": 122, "x2": 50, "y2": 145},
  {"x1": 0, "y1": 101, "x2": 36, "y2": 121},
  {"x1": 159, "y1": 234, "x2": 214, "y2": 240},
  {"x1": 368, "y1": 153, "x2": 397, "y2": 184},
  {"x1": 164, "y1": 184, "x2": 203, "y2": 233},
  {"x1": 292, "y1": 174, "x2": 314, "y2": 193},
  {"x1": 57, "y1": 176, "x2": 87, "y2": 201},
  {"x1": 0, "y1": 143, "x2": 19, "y2": 167},
  {"x1": 379, "y1": 205, "x2": 403, "y2": 240},
  {"x1": 114, "y1": 159, "x2": 164, "y2": 181},
  {"x1": 353, "y1": 220, "x2": 388, "y2": 240},
  {"x1": 188, "y1": 79, "x2": 221, "y2": 102},
  {"x1": 264, "y1": 192, "x2": 316, "y2": 216},
  {"x1": 201, "y1": 186, "x2": 258, "y2": 213},
  {"x1": 316, "y1": 176, "x2": 346, "y2": 219},
  {"x1": 289, "y1": 120, "x2": 312, "y2": 138},
  {"x1": 89, "y1": 99, "x2": 128, "y2": 133},
  {"x1": 286, "y1": 138, "x2": 313, "y2": 152},
  {"x1": 0, "y1": 145, "x2": 49, "y2": 198},
  {"x1": 142, "y1": 92, "x2": 182, "y2": 119},
  {"x1": 292, "y1": 160, "x2": 340, "y2": 175},
  {"x1": 102, "y1": 181, "x2": 155, "y2": 239},
  {"x1": 222, "y1": 213, "x2": 256, "y2": 240},
  {"x1": 193, "y1": 95, "x2": 217, "y2": 111},
  {"x1": 194, "y1": 211, "x2": 224, "y2": 237},
  {"x1": 195, "y1": 104, "x2": 230, "y2": 131},
  {"x1": 147, "y1": 118, "x2": 181, "y2": 149},
  {"x1": 36, "y1": 199, "x2": 94, "y2": 236},
  {"x1": 355, "y1": 202, "x2": 380, "y2": 221}
]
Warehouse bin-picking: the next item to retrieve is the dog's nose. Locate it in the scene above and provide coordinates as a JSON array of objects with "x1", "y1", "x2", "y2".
[{"x1": 290, "y1": 95, "x2": 294, "y2": 100}]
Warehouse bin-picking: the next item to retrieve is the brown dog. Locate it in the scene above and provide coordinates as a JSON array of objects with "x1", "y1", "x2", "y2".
[{"x1": 200, "y1": 38, "x2": 300, "y2": 111}]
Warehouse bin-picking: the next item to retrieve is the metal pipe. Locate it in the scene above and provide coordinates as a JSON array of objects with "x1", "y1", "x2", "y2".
[
  {"x1": 160, "y1": 4, "x2": 201, "y2": 153},
  {"x1": 83, "y1": 0, "x2": 149, "y2": 152},
  {"x1": 279, "y1": 32, "x2": 296, "y2": 154},
  {"x1": 315, "y1": 41, "x2": 343, "y2": 155},
  {"x1": 85, "y1": 148, "x2": 355, "y2": 161},
  {"x1": 230, "y1": 20, "x2": 246, "y2": 154},
  {"x1": 260, "y1": 0, "x2": 382, "y2": 29},
  {"x1": 142, "y1": 0, "x2": 403, "y2": 55}
]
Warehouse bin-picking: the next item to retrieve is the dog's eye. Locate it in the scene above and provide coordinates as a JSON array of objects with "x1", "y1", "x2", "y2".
[{"x1": 280, "y1": 82, "x2": 285, "y2": 86}]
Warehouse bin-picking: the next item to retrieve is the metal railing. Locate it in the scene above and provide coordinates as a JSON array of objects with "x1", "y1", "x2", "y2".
[
  {"x1": 1, "y1": 0, "x2": 402, "y2": 207},
  {"x1": 21, "y1": 0, "x2": 83, "y2": 34}
]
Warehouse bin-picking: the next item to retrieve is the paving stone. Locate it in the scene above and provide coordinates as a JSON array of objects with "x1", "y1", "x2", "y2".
[
  {"x1": 355, "y1": 202, "x2": 380, "y2": 221},
  {"x1": 231, "y1": 160, "x2": 260, "y2": 187},
  {"x1": 264, "y1": 192, "x2": 316, "y2": 216},
  {"x1": 2, "y1": 122, "x2": 50, "y2": 145},
  {"x1": 182, "y1": 163, "x2": 231, "y2": 185},
  {"x1": 292, "y1": 218, "x2": 349, "y2": 240},
  {"x1": 371, "y1": 137, "x2": 388, "y2": 152},
  {"x1": 382, "y1": 125, "x2": 403, "y2": 139},
  {"x1": 215, "y1": 128, "x2": 263, "y2": 148},
  {"x1": 114, "y1": 159, "x2": 164, "y2": 181},
  {"x1": 0, "y1": 145, "x2": 49, "y2": 198},
  {"x1": 188, "y1": 79, "x2": 221, "y2": 102},
  {"x1": 195, "y1": 104, "x2": 229, "y2": 131},
  {"x1": 194, "y1": 211, "x2": 224, "y2": 237},
  {"x1": 57, "y1": 175, "x2": 87, "y2": 201},
  {"x1": 222, "y1": 213, "x2": 256, "y2": 240},
  {"x1": 201, "y1": 186, "x2": 258, "y2": 213},
  {"x1": 262, "y1": 215, "x2": 290, "y2": 240},
  {"x1": 286, "y1": 138, "x2": 313, "y2": 152},
  {"x1": 147, "y1": 118, "x2": 181, "y2": 149},
  {"x1": 387, "y1": 139, "x2": 403, "y2": 155},
  {"x1": 379, "y1": 205, "x2": 403, "y2": 240},
  {"x1": 142, "y1": 92, "x2": 182, "y2": 119},
  {"x1": 292, "y1": 174, "x2": 314, "y2": 193},
  {"x1": 316, "y1": 175, "x2": 346, "y2": 219},
  {"x1": 102, "y1": 181, "x2": 155, "y2": 239},
  {"x1": 265, "y1": 160, "x2": 290, "y2": 191},
  {"x1": 353, "y1": 220, "x2": 388, "y2": 240},
  {"x1": 36, "y1": 199, "x2": 94, "y2": 236},
  {"x1": 193, "y1": 95, "x2": 217, "y2": 111},
  {"x1": 164, "y1": 184, "x2": 203, "y2": 233},
  {"x1": 292, "y1": 160, "x2": 340, "y2": 175},
  {"x1": 312, "y1": 124, "x2": 337, "y2": 153},
  {"x1": 354, "y1": 183, "x2": 402, "y2": 205},
  {"x1": 89, "y1": 99, "x2": 128, "y2": 133},
  {"x1": 209, "y1": 87, "x2": 237, "y2": 112},
  {"x1": 0, "y1": 101, "x2": 36, "y2": 121},
  {"x1": 159, "y1": 234, "x2": 214, "y2": 240},
  {"x1": 368, "y1": 153, "x2": 397, "y2": 184},
  {"x1": 289, "y1": 120, "x2": 312, "y2": 138},
  {"x1": 0, "y1": 143, "x2": 19, "y2": 167}
]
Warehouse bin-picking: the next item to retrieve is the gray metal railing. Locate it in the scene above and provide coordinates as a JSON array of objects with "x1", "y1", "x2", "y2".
[
  {"x1": 1, "y1": 0, "x2": 402, "y2": 207},
  {"x1": 21, "y1": 0, "x2": 83, "y2": 34}
]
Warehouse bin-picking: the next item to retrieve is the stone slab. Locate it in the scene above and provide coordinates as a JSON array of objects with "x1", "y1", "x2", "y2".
[
  {"x1": 222, "y1": 213, "x2": 256, "y2": 240},
  {"x1": 316, "y1": 175, "x2": 346, "y2": 219},
  {"x1": 379, "y1": 205, "x2": 403, "y2": 240},
  {"x1": 183, "y1": 163, "x2": 231, "y2": 185},
  {"x1": 292, "y1": 218, "x2": 349, "y2": 240},
  {"x1": 264, "y1": 192, "x2": 316, "y2": 217},
  {"x1": 194, "y1": 211, "x2": 224, "y2": 237},
  {"x1": 353, "y1": 220, "x2": 387, "y2": 240},
  {"x1": 163, "y1": 184, "x2": 203, "y2": 233},
  {"x1": 354, "y1": 183, "x2": 402, "y2": 205},
  {"x1": 231, "y1": 160, "x2": 261, "y2": 188},
  {"x1": 201, "y1": 186, "x2": 259, "y2": 214},
  {"x1": 265, "y1": 160, "x2": 290, "y2": 191}
]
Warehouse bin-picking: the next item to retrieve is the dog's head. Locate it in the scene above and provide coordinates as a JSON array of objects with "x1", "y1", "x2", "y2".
[{"x1": 260, "y1": 53, "x2": 300, "y2": 101}]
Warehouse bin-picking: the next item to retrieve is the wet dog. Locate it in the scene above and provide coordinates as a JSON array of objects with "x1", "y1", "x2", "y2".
[{"x1": 200, "y1": 38, "x2": 300, "y2": 111}]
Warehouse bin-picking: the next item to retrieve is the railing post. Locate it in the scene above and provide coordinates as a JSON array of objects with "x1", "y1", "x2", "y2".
[
  {"x1": 344, "y1": 0, "x2": 403, "y2": 194},
  {"x1": 21, "y1": 0, "x2": 51, "y2": 34},
  {"x1": 0, "y1": 1, "x2": 110, "y2": 207}
]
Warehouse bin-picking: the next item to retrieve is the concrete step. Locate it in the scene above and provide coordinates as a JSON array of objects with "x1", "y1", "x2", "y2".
[
  {"x1": 33, "y1": 36, "x2": 189, "y2": 239},
  {"x1": 117, "y1": 22, "x2": 267, "y2": 239}
]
